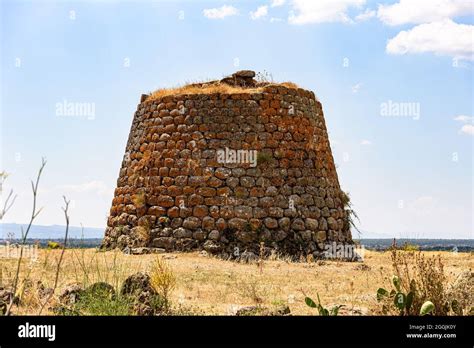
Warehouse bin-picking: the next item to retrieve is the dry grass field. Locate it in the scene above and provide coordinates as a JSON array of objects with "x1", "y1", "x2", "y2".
[
  {"x1": 1, "y1": 248, "x2": 472, "y2": 316},
  {"x1": 148, "y1": 79, "x2": 299, "y2": 100}
]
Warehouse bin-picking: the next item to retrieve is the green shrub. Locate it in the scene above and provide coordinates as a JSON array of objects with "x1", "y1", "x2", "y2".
[
  {"x1": 375, "y1": 249, "x2": 467, "y2": 315},
  {"x1": 58, "y1": 282, "x2": 132, "y2": 316},
  {"x1": 376, "y1": 275, "x2": 434, "y2": 316},
  {"x1": 47, "y1": 241, "x2": 60, "y2": 249},
  {"x1": 71, "y1": 288, "x2": 132, "y2": 316},
  {"x1": 131, "y1": 190, "x2": 146, "y2": 208},
  {"x1": 389, "y1": 241, "x2": 420, "y2": 251},
  {"x1": 256, "y1": 152, "x2": 273, "y2": 166},
  {"x1": 305, "y1": 293, "x2": 342, "y2": 316},
  {"x1": 402, "y1": 243, "x2": 420, "y2": 252}
]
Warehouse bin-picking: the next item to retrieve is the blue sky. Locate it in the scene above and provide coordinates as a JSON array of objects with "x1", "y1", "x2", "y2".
[{"x1": 1, "y1": 0, "x2": 473, "y2": 238}]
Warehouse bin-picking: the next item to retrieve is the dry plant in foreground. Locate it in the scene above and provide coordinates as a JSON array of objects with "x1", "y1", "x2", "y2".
[
  {"x1": 149, "y1": 256, "x2": 176, "y2": 310},
  {"x1": 6, "y1": 158, "x2": 46, "y2": 316},
  {"x1": 375, "y1": 248, "x2": 472, "y2": 316},
  {"x1": 0, "y1": 171, "x2": 17, "y2": 220},
  {"x1": 38, "y1": 196, "x2": 70, "y2": 314}
]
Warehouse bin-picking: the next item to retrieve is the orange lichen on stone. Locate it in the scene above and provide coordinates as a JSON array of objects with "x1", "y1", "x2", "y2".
[{"x1": 102, "y1": 70, "x2": 347, "y2": 259}]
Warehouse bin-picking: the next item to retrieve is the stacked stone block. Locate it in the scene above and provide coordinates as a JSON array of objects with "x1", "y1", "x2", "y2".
[{"x1": 102, "y1": 76, "x2": 352, "y2": 258}]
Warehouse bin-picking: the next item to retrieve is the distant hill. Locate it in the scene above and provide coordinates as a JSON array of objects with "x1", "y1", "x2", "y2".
[
  {"x1": 1, "y1": 224, "x2": 472, "y2": 252},
  {"x1": 0, "y1": 223, "x2": 104, "y2": 239},
  {"x1": 357, "y1": 238, "x2": 473, "y2": 252}
]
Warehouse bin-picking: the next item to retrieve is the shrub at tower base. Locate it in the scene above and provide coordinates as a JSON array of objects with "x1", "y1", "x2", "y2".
[{"x1": 102, "y1": 71, "x2": 353, "y2": 260}]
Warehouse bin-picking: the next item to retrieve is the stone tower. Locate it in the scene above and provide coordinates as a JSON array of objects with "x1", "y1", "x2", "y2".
[{"x1": 102, "y1": 71, "x2": 352, "y2": 259}]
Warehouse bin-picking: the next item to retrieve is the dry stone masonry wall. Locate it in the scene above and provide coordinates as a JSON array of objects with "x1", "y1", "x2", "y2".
[{"x1": 102, "y1": 71, "x2": 352, "y2": 259}]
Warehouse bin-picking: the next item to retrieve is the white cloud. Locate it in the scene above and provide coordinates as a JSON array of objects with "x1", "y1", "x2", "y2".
[
  {"x1": 355, "y1": 8, "x2": 375, "y2": 22},
  {"x1": 360, "y1": 139, "x2": 372, "y2": 145},
  {"x1": 453, "y1": 115, "x2": 473, "y2": 135},
  {"x1": 288, "y1": 0, "x2": 366, "y2": 25},
  {"x1": 453, "y1": 114, "x2": 473, "y2": 123},
  {"x1": 270, "y1": 17, "x2": 283, "y2": 23},
  {"x1": 408, "y1": 196, "x2": 438, "y2": 216},
  {"x1": 203, "y1": 5, "x2": 239, "y2": 19},
  {"x1": 386, "y1": 19, "x2": 474, "y2": 60},
  {"x1": 250, "y1": 5, "x2": 268, "y2": 20},
  {"x1": 271, "y1": 0, "x2": 286, "y2": 7},
  {"x1": 377, "y1": 0, "x2": 473, "y2": 26},
  {"x1": 351, "y1": 82, "x2": 362, "y2": 93},
  {"x1": 460, "y1": 124, "x2": 474, "y2": 135}
]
